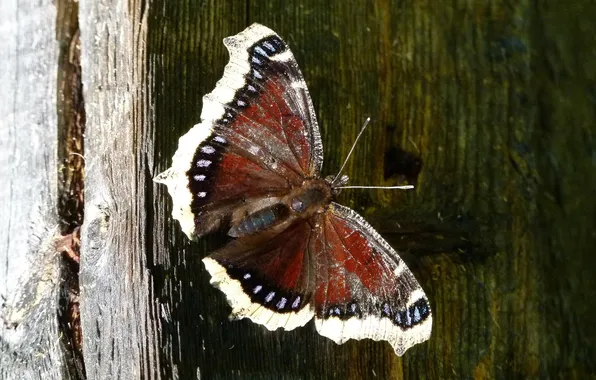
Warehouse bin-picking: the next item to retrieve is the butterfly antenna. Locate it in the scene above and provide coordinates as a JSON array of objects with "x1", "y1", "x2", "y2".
[
  {"x1": 335, "y1": 184, "x2": 414, "y2": 190},
  {"x1": 332, "y1": 117, "x2": 371, "y2": 185}
]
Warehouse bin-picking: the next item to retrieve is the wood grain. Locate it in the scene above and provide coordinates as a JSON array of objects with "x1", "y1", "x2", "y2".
[
  {"x1": 78, "y1": 0, "x2": 158, "y2": 378},
  {"x1": 0, "y1": 1, "x2": 65, "y2": 379},
  {"x1": 3, "y1": 0, "x2": 594, "y2": 379},
  {"x1": 150, "y1": 1, "x2": 596, "y2": 378}
]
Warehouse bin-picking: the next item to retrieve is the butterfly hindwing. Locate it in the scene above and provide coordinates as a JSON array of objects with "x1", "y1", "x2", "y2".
[
  {"x1": 203, "y1": 220, "x2": 316, "y2": 331},
  {"x1": 312, "y1": 203, "x2": 432, "y2": 356},
  {"x1": 202, "y1": 201, "x2": 432, "y2": 356}
]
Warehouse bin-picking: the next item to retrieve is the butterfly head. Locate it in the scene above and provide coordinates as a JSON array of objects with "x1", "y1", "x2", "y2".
[{"x1": 325, "y1": 174, "x2": 349, "y2": 196}]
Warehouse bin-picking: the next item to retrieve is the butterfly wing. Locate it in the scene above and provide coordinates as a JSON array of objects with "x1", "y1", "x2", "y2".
[
  {"x1": 155, "y1": 24, "x2": 323, "y2": 239},
  {"x1": 312, "y1": 203, "x2": 432, "y2": 355},
  {"x1": 202, "y1": 202, "x2": 432, "y2": 354},
  {"x1": 203, "y1": 219, "x2": 316, "y2": 331}
]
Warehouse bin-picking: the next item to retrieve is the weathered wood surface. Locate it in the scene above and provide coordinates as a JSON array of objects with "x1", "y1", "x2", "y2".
[
  {"x1": 2, "y1": 0, "x2": 595, "y2": 379},
  {"x1": 148, "y1": 1, "x2": 596, "y2": 379},
  {"x1": 78, "y1": 0, "x2": 158, "y2": 379},
  {"x1": 0, "y1": 1, "x2": 65, "y2": 379}
]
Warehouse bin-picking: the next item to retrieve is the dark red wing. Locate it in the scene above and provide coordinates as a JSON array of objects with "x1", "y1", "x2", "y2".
[
  {"x1": 156, "y1": 24, "x2": 323, "y2": 239},
  {"x1": 312, "y1": 203, "x2": 432, "y2": 356},
  {"x1": 186, "y1": 134, "x2": 291, "y2": 212},
  {"x1": 202, "y1": 220, "x2": 316, "y2": 331},
  {"x1": 212, "y1": 25, "x2": 323, "y2": 176}
]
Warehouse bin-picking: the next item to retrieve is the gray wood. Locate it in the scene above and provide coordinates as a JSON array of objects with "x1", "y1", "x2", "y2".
[
  {"x1": 0, "y1": 0, "x2": 66, "y2": 379},
  {"x1": 78, "y1": 0, "x2": 160, "y2": 379}
]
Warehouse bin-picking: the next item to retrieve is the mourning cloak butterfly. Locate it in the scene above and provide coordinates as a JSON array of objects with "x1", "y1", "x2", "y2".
[{"x1": 155, "y1": 23, "x2": 432, "y2": 355}]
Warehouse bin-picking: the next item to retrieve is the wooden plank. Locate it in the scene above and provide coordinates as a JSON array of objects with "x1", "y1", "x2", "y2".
[
  {"x1": 0, "y1": 0, "x2": 65, "y2": 379},
  {"x1": 149, "y1": 3, "x2": 248, "y2": 379},
  {"x1": 79, "y1": 0, "x2": 249, "y2": 377},
  {"x1": 151, "y1": 0, "x2": 596, "y2": 379},
  {"x1": 78, "y1": 0, "x2": 160, "y2": 379},
  {"x1": 76, "y1": 0, "x2": 596, "y2": 378}
]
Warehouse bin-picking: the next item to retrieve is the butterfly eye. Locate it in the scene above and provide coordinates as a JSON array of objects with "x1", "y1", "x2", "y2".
[{"x1": 290, "y1": 198, "x2": 306, "y2": 213}]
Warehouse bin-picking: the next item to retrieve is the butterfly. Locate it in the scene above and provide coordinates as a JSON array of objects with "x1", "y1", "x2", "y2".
[{"x1": 155, "y1": 23, "x2": 432, "y2": 356}]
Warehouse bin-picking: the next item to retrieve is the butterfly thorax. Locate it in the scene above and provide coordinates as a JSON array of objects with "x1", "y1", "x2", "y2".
[{"x1": 228, "y1": 178, "x2": 332, "y2": 238}]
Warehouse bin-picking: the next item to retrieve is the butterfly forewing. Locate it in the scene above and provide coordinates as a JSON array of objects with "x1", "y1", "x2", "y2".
[
  {"x1": 155, "y1": 24, "x2": 323, "y2": 239},
  {"x1": 214, "y1": 24, "x2": 323, "y2": 175}
]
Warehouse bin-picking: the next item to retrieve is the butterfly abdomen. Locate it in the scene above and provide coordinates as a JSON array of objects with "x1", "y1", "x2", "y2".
[
  {"x1": 228, "y1": 203, "x2": 289, "y2": 237},
  {"x1": 227, "y1": 179, "x2": 332, "y2": 238}
]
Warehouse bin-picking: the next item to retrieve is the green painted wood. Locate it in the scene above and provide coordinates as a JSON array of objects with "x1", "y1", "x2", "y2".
[{"x1": 145, "y1": 0, "x2": 595, "y2": 379}]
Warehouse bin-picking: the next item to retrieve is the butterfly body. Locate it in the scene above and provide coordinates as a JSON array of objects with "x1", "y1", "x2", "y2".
[
  {"x1": 227, "y1": 177, "x2": 333, "y2": 239},
  {"x1": 155, "y1": 23, "x2": 432, "y2": 356}
]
